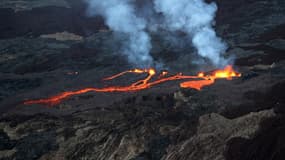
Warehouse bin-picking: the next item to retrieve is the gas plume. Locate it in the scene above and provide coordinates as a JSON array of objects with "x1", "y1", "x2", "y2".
[
  {"x1": 154, "y1": 0, "x2": 228, "y2": 66},
  {"x1": 86, "y1": 0, "x2": 153, "y2": 67},
  {"x1": 86, "y1": 0, "x2": 228, "y2": 67}
]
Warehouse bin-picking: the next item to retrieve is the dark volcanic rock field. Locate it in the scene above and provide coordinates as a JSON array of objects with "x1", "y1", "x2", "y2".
[{"x1": 0, "y1": 0, "x2": 285, "y2": 159}]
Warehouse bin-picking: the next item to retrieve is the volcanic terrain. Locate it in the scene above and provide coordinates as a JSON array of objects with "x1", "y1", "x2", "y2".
[{"x1": 0, "y1": 0, "x2": 285, "y2": 160}]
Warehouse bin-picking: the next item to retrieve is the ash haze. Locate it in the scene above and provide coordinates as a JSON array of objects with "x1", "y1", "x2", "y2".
[{"x1": 86, "y1": 0, "x2": 228, "y2": 67}]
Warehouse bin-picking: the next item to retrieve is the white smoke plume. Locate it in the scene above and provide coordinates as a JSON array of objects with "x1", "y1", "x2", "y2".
[
  {"x1": 86, "y1": 0, "x2": 153, "y2": 67},
  {"x1": 154, "y1": 0, "x2": 228, "y2": 66},
  {"x1": 86, "y1": 0, "x2": 228, "y2": 67}
]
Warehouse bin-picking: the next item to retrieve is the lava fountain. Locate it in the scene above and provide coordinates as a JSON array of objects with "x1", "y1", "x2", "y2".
[{"x1": 24, "y1": 65, "x2": 241, "y2": 106}]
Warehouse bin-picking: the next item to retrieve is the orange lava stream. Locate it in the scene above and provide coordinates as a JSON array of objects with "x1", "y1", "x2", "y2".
[{"x1": 23, "y1": 65, "x2": 241, "y2": 106}]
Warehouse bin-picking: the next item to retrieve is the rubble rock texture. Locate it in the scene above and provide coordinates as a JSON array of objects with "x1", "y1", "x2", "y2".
[{"x1": 0, "y1": 105, "x2": 278, "y2": 160}]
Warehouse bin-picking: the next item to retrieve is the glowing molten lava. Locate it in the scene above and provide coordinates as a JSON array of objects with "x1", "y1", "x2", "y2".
[
  {"x1": 24, "y1": 65, "x2": 241, "y2": 106},
  {"x1": 180, "y1": 65, "x2": 241, "y2": 90}
]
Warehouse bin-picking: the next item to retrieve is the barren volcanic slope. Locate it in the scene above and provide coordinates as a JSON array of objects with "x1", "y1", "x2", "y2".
[{"x1": 0, "y1": 0, "x2": 285, "y2": 160}]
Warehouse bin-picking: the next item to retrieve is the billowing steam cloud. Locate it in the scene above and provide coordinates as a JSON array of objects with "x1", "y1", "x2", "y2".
[
  {"x1": 154, "y1": 0, "x2": 227, "y2": 66},
  {"x1": 86, "y1": 0, "x2": 153, "y2": 67},
  {"x1": 86, "y1": 0, "x2": 228, "y2": 67}
]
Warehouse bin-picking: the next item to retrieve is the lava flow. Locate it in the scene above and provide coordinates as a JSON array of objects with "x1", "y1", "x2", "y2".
[{"x1": 24, "y1": 65, "x2": 241, "y2": 106}]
